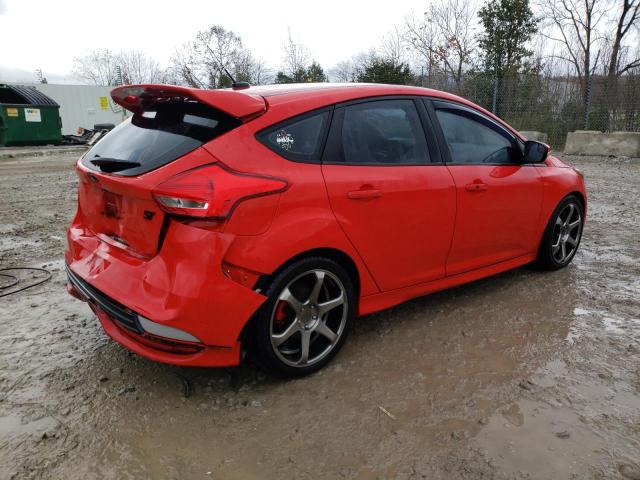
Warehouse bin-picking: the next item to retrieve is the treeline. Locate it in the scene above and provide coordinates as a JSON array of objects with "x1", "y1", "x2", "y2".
[
  {"x1": 71, "y1": 0, "x2": 640, "y2": 92},
  {"x1": 70, "y1": 0, "x2": 640, "y2": 135}
]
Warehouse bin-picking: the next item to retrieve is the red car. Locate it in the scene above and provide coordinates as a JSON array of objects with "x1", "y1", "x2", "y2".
[{"x1": 66, "y1": 83, "x2": 586, "y2": 377}]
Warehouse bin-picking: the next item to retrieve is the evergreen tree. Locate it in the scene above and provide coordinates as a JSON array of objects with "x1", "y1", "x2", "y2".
[
  {"x1": 478, "y1": 0, "x2": 538, "y2": 114},
  {"x1": 357, "y1": 59, "x2": 414, "y2": 84},
  {"x1": 478, "y1": 0, "x2": 538, "y2": 77},
  {"x1": 275, "y1": 61, "x2": 327, "y2": 83},
  {"x1": 306, "y1": 61, "x2": 328, "y2": 82}
]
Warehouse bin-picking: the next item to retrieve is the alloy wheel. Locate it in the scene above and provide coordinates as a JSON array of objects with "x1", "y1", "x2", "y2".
[
  {"x1": 551, "y1": 203, "x2": 582, "y2": 264},
  {"x1": 270, "y1": 269, "x2": 348, "y2": 368}
]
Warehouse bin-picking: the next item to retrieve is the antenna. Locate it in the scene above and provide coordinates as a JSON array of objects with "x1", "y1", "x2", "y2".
[
  {"x1": 204, "y1": 42, "x2": 250, "y2": 90},
  {"x1": 221, "y1": 65, "x2": 250, "y2": 90},
  {"x1": 222, "y1": 65, "x2": 236, "y2": 85}
]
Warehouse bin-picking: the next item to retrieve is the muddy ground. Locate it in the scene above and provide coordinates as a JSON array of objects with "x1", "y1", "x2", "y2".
[{"x1": 0, "y1": 151, "x2": 638, "y2": 480}]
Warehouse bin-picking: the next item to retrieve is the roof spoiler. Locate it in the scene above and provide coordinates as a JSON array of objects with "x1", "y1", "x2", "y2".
[{"x1": 111, "y1": 84, "x2": 267, "y2": 120}]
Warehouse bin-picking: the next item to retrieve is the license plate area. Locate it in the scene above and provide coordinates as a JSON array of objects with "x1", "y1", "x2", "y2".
[{"x1": 78, "y1": 180, "x2": 165, "y2": 257}]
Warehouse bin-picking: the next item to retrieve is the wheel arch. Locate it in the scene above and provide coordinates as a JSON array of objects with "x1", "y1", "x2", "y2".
[
  {"x1": 569, "y1": 190, "x2": 586, "y2": 212},
  {"x1": 535, "y1": 191, "x2": 585, "y2": 270},
  {"x1": 538, "y1": 190, "x2": 586, "y2": 244},
  {"x1": 254, "y1": 247, "x2": 361, "y2": 299},
  {"x1": 547, "y1": 191, "x2": 586, "y2": 228},
  {"x1": 238, "y1": 247, "x2": 361, "y2": 345}
]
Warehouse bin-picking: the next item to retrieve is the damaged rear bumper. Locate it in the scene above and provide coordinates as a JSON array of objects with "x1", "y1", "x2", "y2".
[{"x1": 65, "y1": 217, "x2": 267, "y2": 367}]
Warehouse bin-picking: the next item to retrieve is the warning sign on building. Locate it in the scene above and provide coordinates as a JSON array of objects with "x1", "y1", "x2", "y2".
[{"x1": 99, "y1": 97, "x2": 109, "y2": 110}]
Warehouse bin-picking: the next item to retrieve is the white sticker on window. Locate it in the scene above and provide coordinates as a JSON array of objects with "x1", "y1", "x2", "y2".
[{"x1": 276, "y1": 130, "x2": 294, "y2": 151}]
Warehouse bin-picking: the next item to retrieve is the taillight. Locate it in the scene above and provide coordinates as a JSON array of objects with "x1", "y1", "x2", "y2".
[{"x1": 152, "y1": 163, "x2": 288, "y2": 219}]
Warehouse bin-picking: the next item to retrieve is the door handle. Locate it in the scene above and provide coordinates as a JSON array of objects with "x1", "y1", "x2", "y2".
[
  {"x1": 347, "y1": 189, "x2": 382, "y2": 199},
  {"x1": 465, "y1": 182, "x2": 488, "y2": 192}
]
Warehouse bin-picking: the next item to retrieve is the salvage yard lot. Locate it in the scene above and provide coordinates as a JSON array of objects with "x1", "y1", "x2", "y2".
[{"x1": 0, "y1": 151, "x2": 639, "y2": 479}]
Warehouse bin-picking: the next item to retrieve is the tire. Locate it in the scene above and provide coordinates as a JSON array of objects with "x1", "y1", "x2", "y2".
[
  {"x1": 253, "y1": 257, "x2": 355, "y2": 378},
  {"x1": 536, "y1": 195, "x2": 584, "y2": 270}
]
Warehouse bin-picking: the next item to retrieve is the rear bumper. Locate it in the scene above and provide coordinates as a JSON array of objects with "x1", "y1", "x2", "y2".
[
  {"x1": 65, "y1": 215, "x2": 267, "y2": 367},
  {"x1": 93, "y1": 302, "x2": 242, "y2": 367},
  {"x1": 66, "y1": 264, "x2": 143, "y2": 333}
]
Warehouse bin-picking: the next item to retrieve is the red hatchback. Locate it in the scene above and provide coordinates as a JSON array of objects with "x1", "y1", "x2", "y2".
[{"x1": 66, "y1": 83, "x2": 586, "y2": 377}]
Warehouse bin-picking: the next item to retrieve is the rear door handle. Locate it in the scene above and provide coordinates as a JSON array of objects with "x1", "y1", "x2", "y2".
[
  {"x1": 347, "y1": 189, "x2": 382, "y2": 199},
  {"x1": 465, "y1": 182, "x2": 488, "y2": 192}
]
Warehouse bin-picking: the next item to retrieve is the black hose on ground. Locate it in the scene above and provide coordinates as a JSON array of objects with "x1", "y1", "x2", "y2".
[
  {"x1": 0, "y1": 272, "x2": 19, "y2": 290},
  {"x1": 0, "y1": 267, "x2": 52, "y2": 298}
]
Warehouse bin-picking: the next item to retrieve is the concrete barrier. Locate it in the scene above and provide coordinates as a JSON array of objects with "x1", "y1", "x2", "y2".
[
  {"x1": 564, "y1": 130, "x2": 640, "y2": 157},
  {"x1": 520, "y1": 131, "x2": 548, "y2": 143}
]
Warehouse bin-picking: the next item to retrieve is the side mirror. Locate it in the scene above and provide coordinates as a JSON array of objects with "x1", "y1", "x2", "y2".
[{"x1": 523, "y1": 140, "x2": 549, "y2": 163}]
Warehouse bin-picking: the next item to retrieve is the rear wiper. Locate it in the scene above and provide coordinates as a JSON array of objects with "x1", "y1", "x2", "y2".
[{"x1": 90, "y1": 157, "x2": 141, "y2": 173}]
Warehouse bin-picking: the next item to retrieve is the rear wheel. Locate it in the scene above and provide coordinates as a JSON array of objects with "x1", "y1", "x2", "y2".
[
  {"x1": 537, "y1": 195, "x2": 584, "y2": 270},
  {"x1": 253, "y1": 257, "x2": 355, "y2": 378}
]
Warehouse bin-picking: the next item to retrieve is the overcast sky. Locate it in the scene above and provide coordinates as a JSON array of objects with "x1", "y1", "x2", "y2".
[{"x1": 0, "y1": 0, "x2": 432, "y2": 83}]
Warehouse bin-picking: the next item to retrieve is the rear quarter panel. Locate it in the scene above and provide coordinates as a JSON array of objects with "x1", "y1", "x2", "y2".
[{"x1": 204, "y1": 118, "x2": 380, "y2": 298}]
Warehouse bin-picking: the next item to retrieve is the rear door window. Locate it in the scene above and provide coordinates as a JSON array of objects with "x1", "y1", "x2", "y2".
[
  {"x1": 257, "y1": 110, "x2": 330, "y2": 162},
  {"x1": 82, "y1": 101, "x2": 240, "y2": 176},
  {"x1": 334, "y1": 99, "x2": 430, "y2": 165}
]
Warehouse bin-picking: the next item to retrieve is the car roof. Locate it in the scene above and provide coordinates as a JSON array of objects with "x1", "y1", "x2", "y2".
[
  {"x1": 241, "y1": 82, "x2": 478, "y2": 114},
  {"x1": 242, "y1": 83, "x2": 522, "y2": 139},
  {"x1": 246, "y1": 82, "x2": 415, "y2": 97},
  {"x1": 245, "y1": 82, "x2": 448, "y2": 103}
]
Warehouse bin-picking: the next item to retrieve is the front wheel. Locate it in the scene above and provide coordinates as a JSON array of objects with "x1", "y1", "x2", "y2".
[
  {"x1": 253, "y1": 257, "x2": 355, "y2": 378},
  {"x1": 537, "y1": 195, "x2": 584, "y2": 270}
]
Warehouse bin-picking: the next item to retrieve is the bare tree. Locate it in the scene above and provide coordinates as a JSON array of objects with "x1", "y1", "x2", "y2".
[
  {"x1": 405, "y1": 0, "x2": 476, "y2": 87},
  {"x1": 331, "y1": 59, "x2": 357, "y2": 82},
  {"x1": 73, "y1": 49, "x2": 165, "y2": 85},
  {"x1": 606, "y1": 0, "x2": 640, "y2": 77},
  {"x1": 405, "y1": 10, "x2": 440, "y2": 83},
  {"x1": 379, "y1": 26, "x2": 406, "y2": 67},
  {"x1": 430, "y1": 0, "x2": 476, "y2": 84},
  {"x1": 330, "y1": 51, "x2": 375, "y2": 82},
  {"x1": 195, "y1": 25, "x2": 244, "y2": 88},
  {"x1": 117, "y1": 50, "x2": 164, "y2": 84},
  {"x1": 275, "y1": 28, "x2": 331, "y2": 83},
  {"x1": 539, "y1": 0, "x2": 607, "y2": 125},
  {"x1": 72, "y1": 49, "x2": 119, "y2": 86},
  {"x1": 170, "y1": 25, "x2": 270, "y2": 88},
  {"x1": 280, "y1": 27, "x2": 311, "y2": 78},
  {"x1": 234, "y1": 50, "x2": 273, "y2": 85},
  {"x1": 169, "y1": 42, "x2": 206, "y2": 88}
]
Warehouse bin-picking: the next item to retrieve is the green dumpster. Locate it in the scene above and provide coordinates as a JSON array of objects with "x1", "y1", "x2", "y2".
[{"x1": 0, "y1": 84, "x2": 62, "y2": 146}]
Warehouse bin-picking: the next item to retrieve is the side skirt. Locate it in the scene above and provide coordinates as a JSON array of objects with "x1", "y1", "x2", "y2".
[{"x1": 358, "y1": 254, "x2": 536, "y2": 316}]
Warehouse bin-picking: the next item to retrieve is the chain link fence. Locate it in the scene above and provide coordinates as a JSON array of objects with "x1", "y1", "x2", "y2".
[{"x1": 360, "y1": 72, "x2": 640, "y2": 150}]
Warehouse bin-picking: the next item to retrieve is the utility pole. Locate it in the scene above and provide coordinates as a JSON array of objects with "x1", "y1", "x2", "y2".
[
  {"x1": 35, "y1": 69, "x2": 47, "y2": 84},
  {"x1": 583, "y1": 75, "x2": 592, "y2": 130},
  {"x1": 115, "y1": 65, "x2": 123, "y2": 86},
  {"x1": 115, "y1": 65, "x2": 126, "y2": 122},
  {"x1": 492, "y1": 76, "x2": 499, "y2": 115}
]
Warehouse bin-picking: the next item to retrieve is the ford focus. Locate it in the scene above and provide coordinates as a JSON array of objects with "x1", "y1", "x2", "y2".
[{"x1": 66, "y1": 83, "x2": 586, "y2": 377}]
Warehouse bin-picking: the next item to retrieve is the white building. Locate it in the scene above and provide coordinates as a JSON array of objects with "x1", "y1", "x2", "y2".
[{"x1": 13, "y1": 83, "x2": 129, "y2": 135}]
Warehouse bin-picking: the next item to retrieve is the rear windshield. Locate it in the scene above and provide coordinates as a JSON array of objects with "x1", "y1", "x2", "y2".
[{"x1": 82, "y1": 101, "x2": 241, "y2": 176}]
